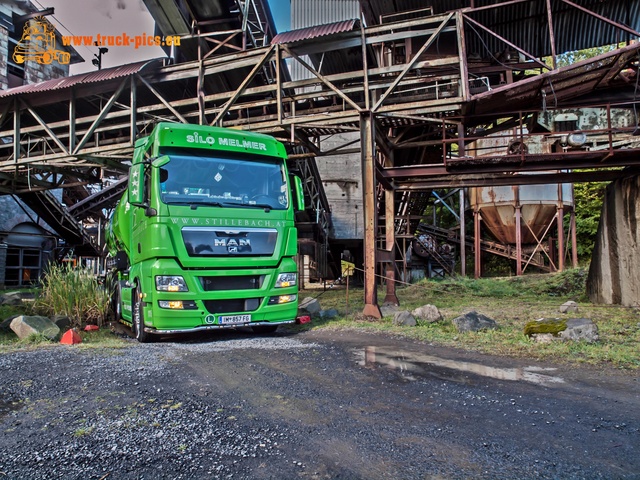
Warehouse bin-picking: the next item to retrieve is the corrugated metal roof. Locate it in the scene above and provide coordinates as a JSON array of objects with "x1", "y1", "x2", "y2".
[
  {"x1": 468, "y1": 42, "x2": 640, "y2": 116},
  {"x1": 360, "y1": 0, "x2": 640, "y2": 58},
  {"x1": 0, "y1": 59, "x2": 162, "y2": 99},
  {"x1": 272, "y1": 19, "x2": 359, "y2": 45}
]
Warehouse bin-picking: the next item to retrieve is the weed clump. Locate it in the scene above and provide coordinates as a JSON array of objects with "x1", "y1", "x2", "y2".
[
  {"x1": 32, "y1": 263, "x2": 110, "y2": 328},
  {"x1": 531, "y1": 269, "x2": 587, "y2": 299}
]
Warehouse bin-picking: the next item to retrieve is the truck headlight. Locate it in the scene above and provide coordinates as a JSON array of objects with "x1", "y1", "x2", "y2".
[
  {"x1": 159, "y1": 300, "x2": 197, "y2": 310},
  {"x1": 268, "y1": 294, "x2": 297, "y2": 305},
  {"x1": 156, "y1": 275, "x2": 189, "y2": 292},
  {"x1": 275, "y1": 273, "x2": 297, "y2": 288}
]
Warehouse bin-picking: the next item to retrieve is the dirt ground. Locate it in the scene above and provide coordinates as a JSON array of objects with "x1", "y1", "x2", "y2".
[{"x1": 1, "y1": 327, "x2": 639, "y2": 479}]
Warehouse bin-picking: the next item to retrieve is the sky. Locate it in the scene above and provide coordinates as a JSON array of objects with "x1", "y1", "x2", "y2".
[{"x1": 36, "y1": 0, "x2": 291, "y2": 74}]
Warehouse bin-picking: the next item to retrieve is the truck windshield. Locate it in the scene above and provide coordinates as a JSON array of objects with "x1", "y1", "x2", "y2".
[{"x1": 158, "y1": 152, "x2": 288, "y2": 210}]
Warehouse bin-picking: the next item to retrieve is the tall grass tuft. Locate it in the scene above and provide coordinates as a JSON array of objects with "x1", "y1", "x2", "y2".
[{"x1": 32, "y1": 263, "x2": 110, "y2": 328}]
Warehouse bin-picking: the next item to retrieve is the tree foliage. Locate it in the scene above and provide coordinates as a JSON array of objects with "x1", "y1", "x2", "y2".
[
  {"x1": 555, "y1": 44, "x2": 620, "y2": 68},
  {"x1": 571, "y1": 181, "x2": 606, "y2": 260}
]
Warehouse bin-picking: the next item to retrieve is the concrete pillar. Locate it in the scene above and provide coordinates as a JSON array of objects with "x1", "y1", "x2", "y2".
[{"x1": 587, "y1": 176, "x2": 640, "y2": 306}]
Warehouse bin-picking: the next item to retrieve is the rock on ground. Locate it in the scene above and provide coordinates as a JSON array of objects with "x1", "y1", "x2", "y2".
[
  {"x1": 380, "y1": 304, "x2": 400, "y2": 318},
  {"x1": 10, "y1": 316, "x2": 60, "y2": 340},
  {"x1": 559, "y1": 301, "x2": 579, "y2": 314},
  {"x1": 525, "y1": 317, "x2": 599, "y2": 343},
  {"x1": 393, "y1": 311, "x2": 416, "y2": 326},
  {"x1": 298, "y1": 297, "x2": 321, "y2": 315},
  {"x1": 319, "y1": 309, "x2": 339, "y2": 319},
  {"x1": 559, "y1": 318, "x2": 599, "y2": 343},
  {"x1": 411, "y1": 304, "x2": 443, "y2": 323},
  {"x1": 0, "y1": 292, "x2": 24, "y2": 306},
  {"x1": 452, "y1": 311, "x2": 497, "y2": 332}
]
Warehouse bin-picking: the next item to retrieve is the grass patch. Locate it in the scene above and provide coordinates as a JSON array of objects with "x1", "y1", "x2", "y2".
[
  {"x1": 31, "y1": 263, "x2": 110, "y2": 328},
  {"x1": 300, "y1": 269, "x2": 640, "y2": 370}
]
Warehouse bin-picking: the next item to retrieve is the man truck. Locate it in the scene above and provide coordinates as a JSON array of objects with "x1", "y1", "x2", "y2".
[{"x1": 106, "y1": 122, "x2": 303, "y2": 342}]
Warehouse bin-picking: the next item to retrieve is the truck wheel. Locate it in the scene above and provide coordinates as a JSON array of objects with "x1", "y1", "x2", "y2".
[
  {"x1": 108, "y1": 275, "x2": 122, "y2": 322},
  {"x1": 251, "y1": 325, "x2": 278, "y2": 334},
  {"x1": 132, "y1": 288, "x2": 151, "y2": 343}
]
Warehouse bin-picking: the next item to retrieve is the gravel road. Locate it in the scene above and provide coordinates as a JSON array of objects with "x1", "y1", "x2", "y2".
[{"x1": 0, "y1": 328, "x2": 638, "y2": 479}]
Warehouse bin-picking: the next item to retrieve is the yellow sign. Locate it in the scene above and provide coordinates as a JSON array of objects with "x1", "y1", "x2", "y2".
[
  {"x1": 13, "y1": 17, "x2": 70, "y2": 65},
  {"x1": 341, "y1": 260, "x2": 355, "y2": 277}
]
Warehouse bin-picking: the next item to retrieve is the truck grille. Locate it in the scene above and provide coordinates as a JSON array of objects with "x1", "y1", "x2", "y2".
[
  {"x1": 203, "y1": 298, "x2": 261, "y2": 314},
  {"x1": 200, "y1": 275, "x2": 264, "y2": 291}
]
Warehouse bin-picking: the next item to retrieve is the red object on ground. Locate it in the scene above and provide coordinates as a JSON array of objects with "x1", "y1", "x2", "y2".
[
  {"x1": 296, "y1": 316, "x2": 311, "y2": 324},
  {"x1": 84, "y1": 325, "x2": 99, "y2": 331},
  {"x1": 60, "y1": 329, "x2": 82, "y2": 345}
]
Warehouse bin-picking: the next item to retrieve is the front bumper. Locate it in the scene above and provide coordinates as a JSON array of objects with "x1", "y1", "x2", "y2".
[{"x1": 143, "y1": 319, "x2": 295, "y2": 335}]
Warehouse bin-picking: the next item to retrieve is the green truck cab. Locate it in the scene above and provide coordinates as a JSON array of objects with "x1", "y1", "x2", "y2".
[{"x1": 106, "y1": 123, "x2": 303, "y2": 342}]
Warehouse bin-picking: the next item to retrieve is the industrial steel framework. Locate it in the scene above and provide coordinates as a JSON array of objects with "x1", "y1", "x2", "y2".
[{"x1": 0, "y1": 0, "x2": 639, "y2": 315}]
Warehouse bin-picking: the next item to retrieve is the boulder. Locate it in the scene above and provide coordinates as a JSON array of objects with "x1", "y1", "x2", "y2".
[
  {"x1": 319, "y1": 309, "x2": 339, "y2": 319},
  {"x1": 392, "y1": 311, "x2": 416, "y2": 327},
  {"x1": 524, "y1": 317, "x2": 598, "y2": 343},
  {"x1": 524, "y1": 318, "x2": 567, "y2": 337},
  {"x1": 380, "y1": 304, "x2": 400, "y2": 318},
  {"x1": 0, "y1": 292, "x2": 24, "y2": 306},
  {"x1": 559, "y1": 301, "x2": 579, "y2": 314},
  {"x1": 0, "y1": 315, "x2": 20, "y2": 332},
  {"x1": 531, "y1": 333, "x2": 557, "y2": 344},
  {"x1": 559, "y1": 318, "x2": 599, "y2": 343},
  {"x1": 10, "y1": 315, "x2": 60, "y2": 341},
  {"x1": 411, "y1": 304, "x2": 443, "y2": 324},
  {"x1": 452, "y1": 311, "x2": 497, "y2": 332},
  {"x1": 52, "y1": 315, "x2": 72, "y2": 331},
  {"x1": 298, "y1": 297, "x2": 321, "y2": 315}
]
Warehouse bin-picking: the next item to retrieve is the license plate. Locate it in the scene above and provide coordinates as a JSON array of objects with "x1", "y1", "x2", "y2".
[{"x1": 218, "y1": 314, "x2": 251, "y2": 325}]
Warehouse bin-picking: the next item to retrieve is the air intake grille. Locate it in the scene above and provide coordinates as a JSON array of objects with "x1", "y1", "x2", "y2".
[
  {"x1": 200, "y1": 275, "x2": 263, "y2": 291},
  {"x1": 203, "y1": 298, "x2": 261, "y2": 314}
]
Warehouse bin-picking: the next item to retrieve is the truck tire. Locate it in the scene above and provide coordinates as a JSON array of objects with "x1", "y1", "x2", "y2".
[
  {"x1": 108, "y1": 275, "x2": 122, "y2": 322},
  {"x1": 251, "y1": 325, "x2": 278, "y2": 334},
  {"x1": 132, "y1": 287, "x2": 151, "y2": 343}
]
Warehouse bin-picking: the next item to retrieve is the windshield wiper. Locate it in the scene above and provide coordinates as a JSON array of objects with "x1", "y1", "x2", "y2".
[
  {"x1": 237, "y1": 202, "x2": 272, "y2": 212},
  {"x1": 166, "y1": 201, "x2": 225, "y2": 209},
  {"x1": 167, "y1": 200, "x2": 273, "y2": 211}
]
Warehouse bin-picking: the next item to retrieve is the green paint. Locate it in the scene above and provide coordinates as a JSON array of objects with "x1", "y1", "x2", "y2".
[{"x1": 106, "y1": 123, "x2": 303, "y2": 341}]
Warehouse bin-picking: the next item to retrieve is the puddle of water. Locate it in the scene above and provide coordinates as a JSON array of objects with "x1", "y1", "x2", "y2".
[{"x1": 356, "y1": 346, "x2": 565, "y2": 386}]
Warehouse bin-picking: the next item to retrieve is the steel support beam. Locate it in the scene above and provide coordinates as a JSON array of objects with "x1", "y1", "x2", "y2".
[
  {"x1": 515, "y1": 206, "x2": 522, "y2": 275},
  {"x1": 459, "y1": 188, "x2": 466, "y2": 276},
  {"x1": 474, "y1": 203, "x2": 481, "y2": 279},
  {"x1": 211, "y1": 45, "x2": 275, "y2": 126},
  {"x1": 73, "y1": 79, "x2": 128, "y2": 154},
  {"x1": 373, "y1": 12, "x2": 455, "y2": 111},
  {"x1": 383, "y1": 188, "x2": 399, "y2": 305},
  {"x1": 570, "y1": 207, "x2": 578, "y2": 268},
  {"x1": 361, "y1": 112, "x2": 381, "y2": 318}
]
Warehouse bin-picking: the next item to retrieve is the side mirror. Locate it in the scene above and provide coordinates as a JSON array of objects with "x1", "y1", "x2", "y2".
[
  {"x1": 293, "y1": 175, "x2": 305, "y2": 211},
  {"x1": 152, "y1": 155, "x2": 170, "y2": 168},
  {"x1": 128, "y1": 163, "x2": 146, "y2": 206}
]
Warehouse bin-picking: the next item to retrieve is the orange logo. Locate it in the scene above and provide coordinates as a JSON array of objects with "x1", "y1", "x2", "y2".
[{"x1": 12, "y1": 16, "x2": 70, "y2": 65}]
